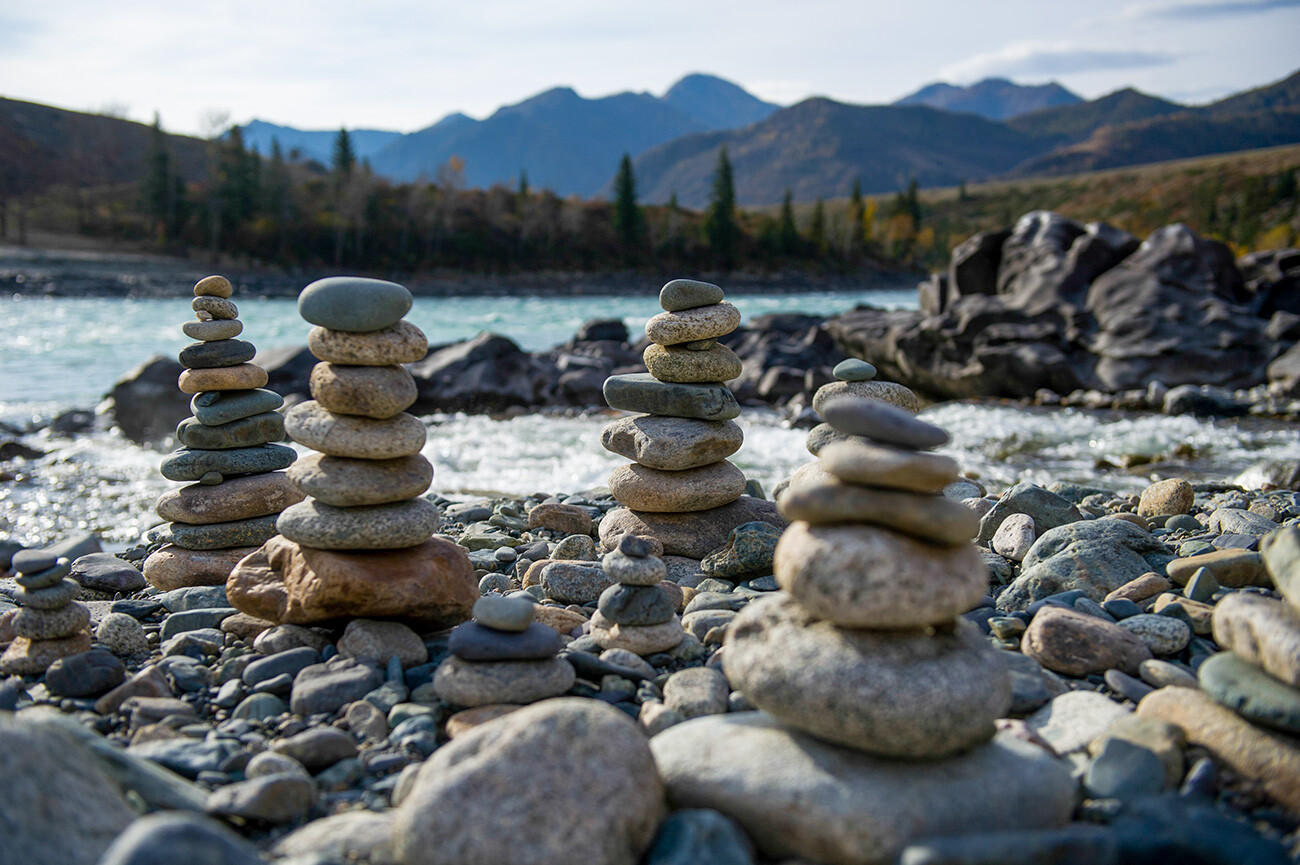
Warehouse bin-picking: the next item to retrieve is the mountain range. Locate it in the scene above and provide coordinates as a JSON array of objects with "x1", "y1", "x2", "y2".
[{"x1": 5, "y1": 68, "x2": 1300, "y2": 209}]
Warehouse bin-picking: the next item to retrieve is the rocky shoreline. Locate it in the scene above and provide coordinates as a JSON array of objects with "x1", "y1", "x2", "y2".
[{"x1": 2, "y1": 466, "x2": 1300, "y2": 863}]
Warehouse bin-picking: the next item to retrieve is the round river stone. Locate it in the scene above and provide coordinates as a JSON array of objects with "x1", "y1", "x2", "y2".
[
  {"x1": 178, "y1": 364, "x2": 268, "y2": 394},
  {"x1": 194, "y1": 275, "x2": 233, "y2": 298},
  {"x1": 597, "y1": 584, "x2": 676, "y2": 626},
  {"x1": 155, "y1": 472, "x2": 305, "y2": 525},
  {"x1": 643, "y1": 343, "x2": 743, "y2": 384},
  {"x1": 773, "y1": 521, "x2": 986, "y2": 628},
  {"x1": 433, "y1": 656, "x2": 575, "y2": 707},
  {"x1": 191, "y1": 388, "x2": 284, "y2": 427},
  {"x1": 178, "y1": 339, "x2": 256, "y2": 370},
  {"x1": 309, "y1": 363, "x2": 418, "y2": 419},
  {"x1": 819, "y1": 396, "x2": 948, "y2": 450},
  {"x1": 299, "y1": 276, "x2": 413, "y2": 332},
  {"x1": 182, "y1": 319, "x2": 242, "y2": 341},
  {"x1": 447, "y1": 621, "x2": 562, "y2": 661},
  {"x1": 192, "y1": 296, "x2": 238, "y2": 320},
  {"x1": 600, "y1": 414, "x2": 742, "y2": 471},
  {"x1": 833, "y1": 358, "x2": 876, "y2": 381},
  {"x1": 660, "y1": 279, "x2": 724, "y2": 311},
  {"x1": 176, "y1": 412, "x2": 285, "y2": 450},
  {"x1": 811, "y1": 381, "x2": 921, "y2": 415},
  {"x1": 308, "y1": 321, "x2": 427, "y2": 366},
  {"x1": 276, "y1": 498, "x2": 441, "y2": 550},
  {"x1": 284, "y1": 401, "x2": 426, "y2": 459},
  {"x1": 725, "y1": 593, "x2": 1010, "y2": 758},
  {"x1": 286, "y1": 453, "x2": 433, "y2": 507},
  {"x1": 818, "y1": 439, "x2": 959, "y2": 493},
  {"x1": 167, "y1": 515, "x2": 281, "y2": 551},
  {"x1": 645, "y1": 302, "x2": 741, "y2": 346},
  {"x1": 609, "y1": 460, "x2": 746, "y2": 513}
]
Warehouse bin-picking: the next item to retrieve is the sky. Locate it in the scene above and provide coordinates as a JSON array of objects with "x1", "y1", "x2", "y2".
[{"x1": 1, "y1": 0, "x2": 1298, "y2": 136}]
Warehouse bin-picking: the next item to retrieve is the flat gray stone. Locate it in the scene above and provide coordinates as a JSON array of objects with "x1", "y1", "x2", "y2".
[
  {"x1": 178, "y1": 339, "x2": 256, "y2": 370},
  {"x1": 660, "y1": 279, "x2": 724, "y2": 311},
  {"x1": 191, "y1": 388, "x2": 283, "y2": 426},
  {"x1": 276, "y1": 498, "x2": 441, "y2": 550},
  {"x1": 160, "y1": 444, "x2": 297, "y2": 483},
  {"x1": 833, "y1": 358, "x2": 876, "y2": 381},
  {"x1": 819, "y1": 396, "x2": 948, "y2": 449},
  {"x1": 1199, "y1": 651, "x2": 1300, "y2": 735},
  {"x1": 433, "y1": 655, "x2": 575, "y2": 707},
  {"x1": 175, "y1": 412, "x2": 285, "y2": 450},
  {"x1": 601, "y1": 414, "x2": 743, "y2": 471},
  {"x1": 603, "y1": 373, "x2": 740, "y2": 421}
]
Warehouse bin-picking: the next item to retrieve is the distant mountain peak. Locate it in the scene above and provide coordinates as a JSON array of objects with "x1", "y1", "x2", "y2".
[
  {"x1": 662, "y1": 72, "x2": 780, "y2": 130},
  {"x1": 895, "y1": 78, "x2": 1083, "y2": 121}
]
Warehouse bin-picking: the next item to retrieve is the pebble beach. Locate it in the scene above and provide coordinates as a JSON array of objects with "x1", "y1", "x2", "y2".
[{"x1": 2, "y1": 272, "x2": 1300, "y2": 865}]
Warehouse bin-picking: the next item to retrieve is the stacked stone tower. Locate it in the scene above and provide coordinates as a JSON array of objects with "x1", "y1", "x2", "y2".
[
  {"x1": 590, "y1": 535, "x2": 684, "y2": 655},
  {"x1": 0, "y1": 550, "x2": 91, "y2": 674},
  {"x1": 277, "y1": 277, "x2": 439, "y2": 550},
  {"x1": 435, "y1": 594, "x2": 575, "y2": 707},
  {"x1": 726, "y1": 394, "x2": 1010, "y2": 757},
  {"x1": 144, "y1": 275, "x2": 302, "y2": 591},
  {"x1": 599, "y1": 279, "x2": 782, "y2": 558}
]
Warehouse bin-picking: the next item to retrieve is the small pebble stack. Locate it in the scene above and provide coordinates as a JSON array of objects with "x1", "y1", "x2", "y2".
[
  {"x1": 434, "y1": 594, "x2": 575, "y2": 707},
  {"x1": 590, "y1": 535, "x2": 684, "y2": 655},
  {"x1": 144, "y1": 275, "x2": 302, "y2": 591},
  {"x1": 277, "y1": 277, "x2": 440, "y2": 551},
  {"x1": 599, "y1": 279, "x2": 751, "y2": 553},
  {"x1": 0, "y1": 550, "x2": 91, "y2": 674},
  {"x1": 725, "y1": 394, "x2": 1011, "y2": 758},
  {"x1": 804, "y1": 357, "x2": 922, "y2": 457}
]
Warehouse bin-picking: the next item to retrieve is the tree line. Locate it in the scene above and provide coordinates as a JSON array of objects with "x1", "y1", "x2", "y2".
[{"x1": 129, "y1": 122, "x2": 919, "y2": 274}]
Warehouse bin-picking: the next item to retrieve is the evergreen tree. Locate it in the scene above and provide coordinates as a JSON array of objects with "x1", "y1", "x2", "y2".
[
  {"x1": 611, "y1": 153, "x2": 642, "y2": 250},
  {"x1": 140, "y1": 113, "x2": 174, "y2": 242},
  {"x1": 846, "y1": 177, "x2": 865, "y2": 256},
  {"x1": 704, "y1": 147, "x2": 738, "y2": 269},
  {"x1": 518, "y1": 170, "x2": 530, "y2": 199},
  {"x1": 809, "y1": 198, "x2": 827, "y2": 254},
  {"x1": 776, "y1": 188, "x2": 799, "y2": 255},
  {"x1": 331, "y1": 127, "x2": 356, "y2": 179}
]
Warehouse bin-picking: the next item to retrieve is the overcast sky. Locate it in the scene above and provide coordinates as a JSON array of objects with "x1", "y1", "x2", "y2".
[{"x1": 2, "y1": 0, "x2": 1298, "y2": 136}]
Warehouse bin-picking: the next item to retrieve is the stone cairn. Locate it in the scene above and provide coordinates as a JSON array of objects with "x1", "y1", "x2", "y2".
[
  {"x1": 0, "y1": 549, "x2": 92, "y2": 674},
  {"x1": 725, "y1": 391, "x2": 1012, "y2": 758},
  {"x1": 599, "y1": 279, "x2": 781, "y2": 559},
  {"x1": 277, "y1": 277, "x2": 440, "y2": 552},
  {"x1": 143, "y1": 275, "x2": 302, "y2": 591},
  {"x1": 591, "y1": 534, "x2": 683, "y2": 655},
  {"x1": 434, "y1": 594, "x2": 575, "y2": 707}
]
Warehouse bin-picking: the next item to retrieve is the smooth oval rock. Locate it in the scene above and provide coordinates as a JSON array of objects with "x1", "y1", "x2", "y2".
[
  {"x1": 1198, "y1": 651, "x2": 1300, "y2": 735},
  {"x1": 394, "y1": 698, "x2": 662, "y2": 865},
  {"x1": 167, "y1": 515, "x2": 280, "y2": 551},
  {"x1": 190, "y1": 388, "x2": 283, "y2": 427},
  {"x1": 160, "y1": 443, "x2": 296, "y2": 483},
  {"x1": 1022, "y1": 605, "x2": 1153, "y2": 676},
  {"x1": 472, "y1": 594, "x2": 536, "y2": 632},
  {"x1": 182, "y1": 319, "x2": 242, "y2": 341},
  {"x1": 590, "y1": 611, "x2": 685, "y2": 654},
  {"x1": 833, "y1": 358, "x2": 876, "y2": 381},
  {"x1": 308, "y1": 320, "x2": 427, "y2": 365},
  {"x1": 773, "y1": 522, "x2": 986, "y2": 628},
  {"x1": 194, "y1": 274, "x2": 233, "y2": 297},
  {"x1": 609, "y1": 461, "x2": 747, "y2": 513},
  {"x1": 812, "y1": 380, "x2": 921, "y2": 415},
  {"x1": 778, "y1": 480, "x2": 978, "y2": 546},
  {"x1": 660, "y1": 279, "x2": 724, "y2": 311},
  {"x1": 818, "y1": 439, "x2": 958, "y2": 493},
  {"x1": 13, "y1": 602, "x2": 90, "y2": 640},
  {"x1": 178, "y1": 339, "x2": 256, "y2": 370},
  {"x1": 651, "y1": 713, "x2": 1074, "y2": 865},
  {"x1": 277, "y1": 498, "x2": 440, "y2": 550},
  {"x1": 1118, "y1": 613, "x2": 1192, "y2": 655},
  {"x1": 309, "y1": 362, "x2": 418, "y2": 418},
  {"x1": 820, "y1": 396, "x2": 949, "y2": 449},
  {"x1": 643, "y1": 343, "x2": 743, "y2": 383},
  {"x1": 601, "y1": 414, "x2": 743, "y2": 471},
  {"x1": 645, "y1": 302, "x2": 741, "y2": 345},
  {"x1": 603, "y1": 374, "x2": 740, "y2": 421},
  {"x1": 526, "y1": 502, "x2": 594, "y2": 535},
  {"x1": 598, "y1": 584, "x2": 677, "y2": 626},
  {"x1": 142, "y1": 545, "x2": 260, "y2": 591},
  {"x1": 178, "y1": 363, "x2": 267, "y2": 394},
  {"x1": 433, "y1": 655, "x2": 575, "y2": 707},
  {"x1": 724, "y1": 594, "x2": 1011, "y2": 758},
  {"x1": 155, "y1": 472, "x2": 304, "y2": 525},
  {"x1": 284, "y1": 401, "x2": 425, "y2": 458},
  {"x1": 1137, "y1": 478, "x2": 1195, "y2": 517},
  {"x1": 299, "y1": 276, "x2": 413, "y2": 332},
  {"x1": 539, "y1": 561, "x2": 612, "y2": 605},
  {"x1": 176, "y1": 413, "x2": 284, "y2": 450},
  {"x1": 447, "y1": 621, "x2": 562, "y2": 661},
  {"x1": 287, "y1": 452, "x2": 432, "y2": 507},
  {"x1": 69, "y1": 553, "x2": 146, "y2": 593},
  {"x1": 1212, "y1": 591, "x2": 1300, "y2": 687}
]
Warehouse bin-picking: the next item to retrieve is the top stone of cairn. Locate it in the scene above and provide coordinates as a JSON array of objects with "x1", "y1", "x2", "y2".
[
  {"x1": 194, "y1": 275, "x2": 233, "y2": 298},
  {"x1": 659, "y1": 279, "x2": 725, "y2": 312},
  {"x1": 298, "y1": 277, "x2": 414, "y2": 333}
]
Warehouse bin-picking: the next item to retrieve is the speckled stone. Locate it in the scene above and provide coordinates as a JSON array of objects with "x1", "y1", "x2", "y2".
[
  {"x1": 600, "y1": 414, "x2": 743, "y2": 471},
  {"x1": 309, "y1": 363, "x2": 418, "y2": 419},
  {"x1": 284, "y1": 401, "x2": 426, "y2": 459},
  {"x1": 193, "y1": 295, "x2": 238, "y2": 320},
  {"x1": 773, "y1": 521, "x2": 986, "y2": 628},
  {"x1": 286, "y1": 453, "x2": 433, "y2": 507},
  {"x1": 191, "y1": 388, "x2": 283, "y2": 427},
  {"x1": 166, "y1": 516, "x2": 281, "y2": 551},
  {"x1": 276, "y1": 498, "x2": 441, "y2": 550},
  {"x1": 183, "y1": 319, "x2": 242, "y2": 341},
  {"x1": 0, "y1": 631, "x2": 94, "y2": 674},
  {"x1": 609, "y1": 461, "x2": 746, "y2": 513},
  {"x1": 433, "y1": 655, "x2": 575, "y2": 707},
  {"x1": 724, "y1": 594, "x2": 1010, "y2": 758},
  {"x1": 811, "y1": 380, "x2": 921, "y2": 415},
  {"x1": 142, "y1": 545, "x2": 260, "y2": 590},
  {"x1": 298, "y1": 276, "x2": 412, "y2": 332},
  {"x1": 194, "y1": 275, "x2": 234, "y2": 298},
  {"x1": 643, "y1": 343, "x2": 743, "y2": 383},
  {"x1": 1117, "y1": 613, "x2": 1192, "y2": 655},
  {"x1": 597, "y1": 584, "x2": 676, "y2": 626},
  {"x1": 308, "y1": 320, "x2": 427, "y2": 366},
  {"x1": 589, "y1": 611, "x2": 685, "y2": 655},
  {"x1": 155, "y1": 472, "x2": 304, "y2": 525},
  {"x1": 12, "y1": 601, "x2": 89, "y2": 640},
  {"x1": 176, "y1": 412, "x2": 285, "y2": 450},
  {"x1": 645, "y1": 302, "x2": 740, "y2": 345}
]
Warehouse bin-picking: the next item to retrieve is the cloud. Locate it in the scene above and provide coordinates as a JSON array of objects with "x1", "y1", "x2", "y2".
[
  {"x1": 1126, "y1": 0, "x2": 1299, "y2": 19},
  {"x1": 939, "y1": 42, "x2": 1177, "y2": 82},
  {"x1": 0, "y1": 14, "x2": 41, "y2": 51}
]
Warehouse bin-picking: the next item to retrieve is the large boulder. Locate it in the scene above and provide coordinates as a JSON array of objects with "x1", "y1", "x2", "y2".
[
  {"x1": 828, "y1": 213, "x2": 1277, "y2": 399},
  {"x1": 720, "y1": 314, "x2": 842, "y2": 403},
  {"x1": 409, "y1": 332, "x2": 546, "y2": 413},
  {"x1": 106, "y1": 355, "x2": 190, "y2": 446}
]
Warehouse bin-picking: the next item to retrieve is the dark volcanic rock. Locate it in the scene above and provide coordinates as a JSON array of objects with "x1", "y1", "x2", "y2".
[
  {"x1": 409, "y1": 332, "x2": 545, "y2": 413},
  {"x1": 107, "y1": 356, "x2": 190, "y2": 446},
  {"x1": 828, "y1": 212, "x2": 1277, "y2": 399}
]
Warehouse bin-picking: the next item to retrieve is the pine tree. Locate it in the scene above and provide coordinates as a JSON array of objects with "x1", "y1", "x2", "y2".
[
  {"x1": 612, "y1": 153, "x2": 642, "y2": 251},
  {"x1": 140, "y1": 113, "x2": 174, "y2": 242},
  {"x1": 809, "y1": 198, "x2": 827, "y2": 255},
  {"x1": 518, "y1": 170, "x2": 530, "y2": 199},
  {"x1": 704, "y1": 147, "x2": 738, "y2": 270},
  {"x1": 776, "y1": 188, "x2": 799, "y2": 255},
  {"x1": 331, "y1": 127, "x2": 356, "y2": 180},
  {"x1": 846, "y1": 177, "x2": 865, "y2": 256}
]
